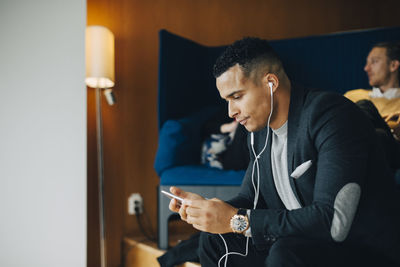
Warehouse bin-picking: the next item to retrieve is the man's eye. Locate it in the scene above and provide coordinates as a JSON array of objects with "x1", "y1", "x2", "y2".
[{"x1": 233, "y1": 95, "x2": 241, "y2": 100}]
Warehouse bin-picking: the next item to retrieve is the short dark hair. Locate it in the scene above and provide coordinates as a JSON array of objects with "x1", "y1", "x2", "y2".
[
  {"x1": 373, "y1": 41, "x2": 400, "y2": 62},
  {"x1": 213, "y1": 37, "x2": 283, "y2": 80},
  {"x1": 373, "y1": 41, "x2": 400, "y2": 81}
]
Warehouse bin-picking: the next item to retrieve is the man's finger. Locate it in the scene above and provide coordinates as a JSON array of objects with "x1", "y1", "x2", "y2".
[
  {"x1": 183, "y1": 199, "x2": 203, "y2": 208},
  {"x1": 170, "y1": 186, "x2": 189, "y2": 198},
  {"x1": 186, "y1": 214, "x2": 202, "y2": 227},
  {"x1": 186, "y1": 206, "x2": 202, "y2": 218},
  {"x1": 384, "y1": 113, "x2": 392, "y2": 120},
  {"x1": 179, "y1": 203, "x2": 189, "y2": 221},
  {"x1": 384, "y1": 113, "x2": 400, "y2": 122},
  {"x1": 184, "y1": 198, "x2": 215, "y2": 208},
  {"x1": 169, "y1": 198, "x2": 181, "y2": 212},
  {"x1": 192, "y1": 223, "x2": 204, "y2": 232}
]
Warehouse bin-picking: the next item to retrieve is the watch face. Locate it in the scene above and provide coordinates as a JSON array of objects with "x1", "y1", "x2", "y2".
[{"x1": 231, "y1": 215, "x2": 248, "y2": 232}]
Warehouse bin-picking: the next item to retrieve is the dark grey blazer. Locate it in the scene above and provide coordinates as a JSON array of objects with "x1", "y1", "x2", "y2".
[{"x1": 228, "y1": 85, "x2": 400, "y2": 262}]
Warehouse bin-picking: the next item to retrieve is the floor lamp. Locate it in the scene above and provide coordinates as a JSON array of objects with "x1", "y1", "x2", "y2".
[{"x1": 85, "y1": 25, "x2": 115, "y2": 267}]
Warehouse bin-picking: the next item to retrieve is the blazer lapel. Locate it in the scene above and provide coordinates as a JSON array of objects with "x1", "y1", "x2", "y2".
[
  {"x1": 258, "y1": 127, "x2": 286, "y2": 209},
  {"x1": 286, "y1": 85, "x2": 307, "y2": 204}
]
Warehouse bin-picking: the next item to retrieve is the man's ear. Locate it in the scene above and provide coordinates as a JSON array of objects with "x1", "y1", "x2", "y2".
[
  {"x1": 263, "y1": 73, "x2": 279, "y2": 93},
  {"x1": 390, "y1": 59, "x2": 400, "y2": 72}
]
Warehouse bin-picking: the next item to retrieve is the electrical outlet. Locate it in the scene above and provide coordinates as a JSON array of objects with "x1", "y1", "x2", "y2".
[{"x1": 128, "y1": 193, "x2": 143, "y2": 215}]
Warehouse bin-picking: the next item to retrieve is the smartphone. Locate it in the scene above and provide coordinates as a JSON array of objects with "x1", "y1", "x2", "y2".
[{"x1": 161, "y1": 190, "x2": 184, "y2": 204}]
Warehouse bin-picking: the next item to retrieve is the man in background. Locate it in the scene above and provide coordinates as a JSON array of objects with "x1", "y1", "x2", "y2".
[{"x1": 345, "y1": 42, "x2": 400, "y2": 171}]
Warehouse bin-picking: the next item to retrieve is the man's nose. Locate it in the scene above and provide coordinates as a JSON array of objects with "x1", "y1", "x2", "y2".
[
  {"x1": 228, "y1": 101, "x2": 238, "y2": 119},
  {"x1": 364, "y1": 63, "x2": 370, "y2": 72}
]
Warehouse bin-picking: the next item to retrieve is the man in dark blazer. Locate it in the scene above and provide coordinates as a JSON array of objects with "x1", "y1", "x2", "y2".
[{"x1": 168, "y1": 37, "x2": 400, "y2": 267}]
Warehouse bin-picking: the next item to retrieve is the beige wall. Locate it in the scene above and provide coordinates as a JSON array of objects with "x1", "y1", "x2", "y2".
[
  {"x1": 86, "y1": 0, "x2": 400, "y2": 266},
  {"x1": 0, "y1": 0, "x2": 86, "y2": 266}
]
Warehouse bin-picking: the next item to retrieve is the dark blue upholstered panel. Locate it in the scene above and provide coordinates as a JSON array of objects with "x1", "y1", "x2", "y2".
[
  {"x1": 158, "y1": 27, "x2": 400, "y2": 130},
  {"x1": 156, "y1": 27, "x2": 400, "y2": 186},
  {"x1": 158, "y1": 30, "x2": 226, "y2": 130},
  {"x1": 160, "y1": 165, "x2": 245, "y2": 186}
]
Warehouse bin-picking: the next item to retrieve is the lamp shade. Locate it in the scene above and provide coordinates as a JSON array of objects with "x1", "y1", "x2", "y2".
[{"x1": 85, "y1": 25, "x2": 115, "y2": 89}]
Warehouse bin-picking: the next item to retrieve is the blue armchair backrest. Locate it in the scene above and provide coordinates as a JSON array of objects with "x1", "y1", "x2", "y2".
[
  {"x1": 157, "y1": 30, "x2": 226, "y2": 130},
  {"x1": 157, "y1": 27, "x2": 400, "y2": 130}
]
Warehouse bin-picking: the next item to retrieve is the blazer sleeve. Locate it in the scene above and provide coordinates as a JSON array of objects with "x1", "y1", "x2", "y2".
[{"x1": 250, "y1": 93, "x2": 375, "y2": 247}]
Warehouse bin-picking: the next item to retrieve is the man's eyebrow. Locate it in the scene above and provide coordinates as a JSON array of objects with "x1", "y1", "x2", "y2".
[
  {"x1": 366, "y1": 56, "x2": 380, "y2": 63},
  {"x1": 370, "y1": 55, "x2": 382, "y2": 60}
]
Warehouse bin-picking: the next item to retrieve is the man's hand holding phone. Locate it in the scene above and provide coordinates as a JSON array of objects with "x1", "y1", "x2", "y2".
[
  {"x1": 164, "y1": 186, "x2": 237, "y2": 234},
  {"x1": 166, "y1": 186, "x2": 205, "y2": 220}
]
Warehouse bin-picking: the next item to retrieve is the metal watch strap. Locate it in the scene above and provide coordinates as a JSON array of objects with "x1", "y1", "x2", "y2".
[{"x1": 237, "y1": 208, "x2": 247, "y2": 216}]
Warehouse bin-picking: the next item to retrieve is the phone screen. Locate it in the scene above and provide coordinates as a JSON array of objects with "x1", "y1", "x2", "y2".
[{"x1": 161, "y1": 190, "x2": 183, "y2": 203}]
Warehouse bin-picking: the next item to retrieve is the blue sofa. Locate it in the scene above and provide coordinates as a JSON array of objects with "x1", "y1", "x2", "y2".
[{"x1": 154, "y1": 27, "x2": 400, "y2": 249}]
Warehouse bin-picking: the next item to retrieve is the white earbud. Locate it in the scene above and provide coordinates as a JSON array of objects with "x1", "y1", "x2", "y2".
[{"x1": 268, "y1": 82, "x2": 273, "y2": 92}]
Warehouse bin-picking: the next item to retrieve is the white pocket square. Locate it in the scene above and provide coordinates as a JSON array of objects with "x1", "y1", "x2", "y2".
[{"x1": 291, "y1": 160, "x2": 312, "y2": 179}]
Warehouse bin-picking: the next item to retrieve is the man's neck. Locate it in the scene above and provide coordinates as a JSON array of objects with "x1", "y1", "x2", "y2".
[
  {"x1": 379, "y1": 78, "x2": 399, "y2": 92},
  {"x1": 270, "y1": 84, "x2": 291, "y2": 130}
]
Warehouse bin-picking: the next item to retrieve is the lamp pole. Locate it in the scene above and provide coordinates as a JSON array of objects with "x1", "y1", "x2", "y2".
[
  {"x1": 95, "y1": 87, "x2": 107, "y2": 267},
  {"x1": 85, "y1": 25, "x2": 115, "y2": 267}
]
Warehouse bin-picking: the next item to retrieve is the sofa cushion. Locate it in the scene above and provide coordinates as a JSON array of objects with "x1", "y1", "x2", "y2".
[
  {"x1": 154, "y1": 106, "x2": 220, "y2": 175},
  {"x1": 160, "y1": 165, "x2": 245, "y2": 185}
]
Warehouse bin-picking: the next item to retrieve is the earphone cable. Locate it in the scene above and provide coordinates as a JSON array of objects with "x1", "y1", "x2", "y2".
[{"x1": 217, "y1": 83, "x2": 274, "y2": 267}]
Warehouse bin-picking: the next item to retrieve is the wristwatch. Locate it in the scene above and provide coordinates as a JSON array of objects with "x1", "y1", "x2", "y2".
[{"x1": 230, "y1": 208, "x2": 249, "y2": 234}]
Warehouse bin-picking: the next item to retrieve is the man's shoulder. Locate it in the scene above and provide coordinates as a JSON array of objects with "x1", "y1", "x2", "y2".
[
  {"x1": 301, "y1": 88, "x2": 364, "y2": 123},
  {"x1": 303, "y1": 88, "x2": 350, "y2": 108},
  {"x1": 295, "y1": 88, "x2": 373, "y2": 142},
  {"x1": 293, "y1": 85, "x2": 348, "y2": 102},
  {"x1": 289, "y1": 86, "x2": 354, "y2": 120},
  {"x1": 343, "y1": 88, "x2": 371, "y2": 103}
]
